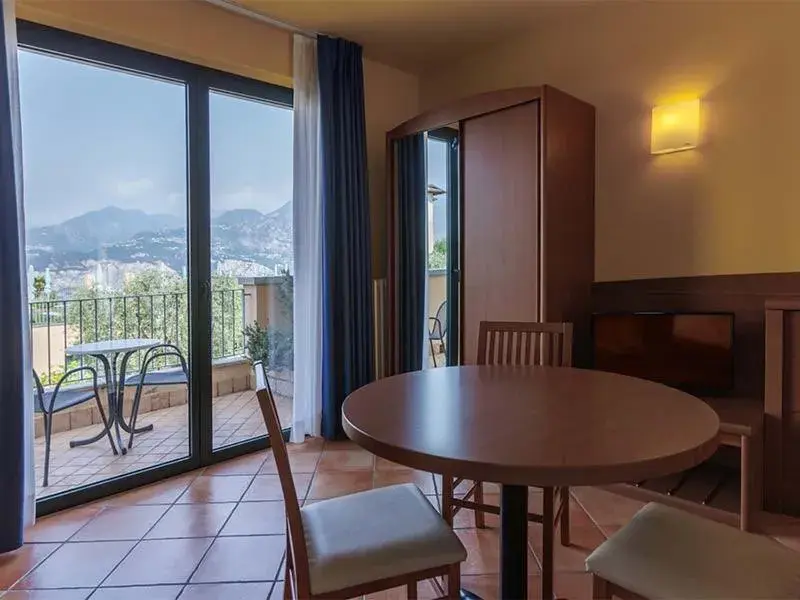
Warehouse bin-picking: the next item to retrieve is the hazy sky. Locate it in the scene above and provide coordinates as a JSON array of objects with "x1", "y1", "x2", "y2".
[
  {"x1": 18, "y1": 48, "x2": 293, "y2": 228},
  {"x1": 427, "y1": 135, "x2": 448, "y2": 241}
]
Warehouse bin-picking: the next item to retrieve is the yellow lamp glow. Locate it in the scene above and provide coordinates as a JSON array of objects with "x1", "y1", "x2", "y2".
[{"x1": 650, "y1": 99, "x2": 700, "y2": 155}]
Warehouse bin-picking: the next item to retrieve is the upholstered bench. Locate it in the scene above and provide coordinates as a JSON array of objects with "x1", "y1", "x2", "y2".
[{"x1": 586, "y1": 502, "x2": 800, "y2": 599}]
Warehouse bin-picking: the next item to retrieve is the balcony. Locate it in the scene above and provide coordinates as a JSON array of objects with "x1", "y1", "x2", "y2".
[{"x1": 31, "y1": 281, "x2": 293, "y2": 499}]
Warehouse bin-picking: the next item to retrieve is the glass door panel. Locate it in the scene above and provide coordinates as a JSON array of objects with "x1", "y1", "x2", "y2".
[
  {"x1": 426, "y1": 133, "x2": 451, "y2": 367},
  {"x1": 20, "y1": 49, "x2": 190, "y2": 500},
  {"x1": 209, "y1": 89, "x2": 293, "y2": 449}
]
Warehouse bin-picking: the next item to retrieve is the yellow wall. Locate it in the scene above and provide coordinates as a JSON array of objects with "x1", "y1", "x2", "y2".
[
  {"x1": 16, "y1": 0, "x2": 419, "y2": 277},
  {"x1": 420, "y1": 2, "x2": 800, "y2": 282}
]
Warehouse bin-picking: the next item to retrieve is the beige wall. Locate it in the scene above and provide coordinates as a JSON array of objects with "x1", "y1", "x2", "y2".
[
  {"x1": 17, "y1": 0, "x2": 419, "y2": 277},
  {"x1": 420, "y1": 2, "x2": 800, "y2": 282}
]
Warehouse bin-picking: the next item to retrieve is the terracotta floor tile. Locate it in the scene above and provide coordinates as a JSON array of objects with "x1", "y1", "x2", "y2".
[
  {"x1": 553, "y1": 572, "x2": 594, "y2": 600},
  {"x1": 316, "y1": 449, "x2": 375, "y2": 471},
  {"x1": 190, "y1": 536, "x2": 284, "y2": 583},
  {"x1": 460, "y1": 575, "x2": 506, "y2": 599},
  {"x1": 179, "y1": 582, "x2": 273, "y2": 599},
  {"x1": 220, "y1": 501, "x2": 285, "y2": 536},
  {"x1": 16, "y1": 541, "x2": 135, "y2": 589},
  {"x1": 455, "y1": 529, "x2": 501, "y2": 576},
  {"x1": 104, "y1": 538, "x2": 214, "y2": 586},
  {"x1": 460, "y1": 573, "x2": 591, "y2": 600},
  {"x1": 373, "y1": 469, "x2": 437, "y2": 495},
  {"x1": 451, "y1": 494, "x2": 500, "y2": 529},
  {"x1": 145, "y1": 503, "x2": 237, "y2": 539},
  {"x1": 3, "y1": 591, "x2": 92, "y2": 600},
  {"x1": 177, "y1": 475, "x2": 253, "y2": 504},
  {"x1": 597, "y1": 524, "x2": 622, "y2": 539},
  {"x1": 321, "y1": 440, "x2": 363, "y2": 452},
  {"x1": 374, "y1": 457, "x2": 410, "y2": 471},
  {"x1": 204, "y1": 452, "x2": 267, "y2": 476},
  {"x1": 260, "y1": 452, "x2": 319, "y2": 474},
  {"x1": 88, "y1": 585, "x2": 182, "y2": 600},
  {"x1": 0, "y1": 544, "x2": 60, "y2": 590},
  {"x1": 286, "y1": 437, "x2": 324, "y2": 454},
  {"x1": 571, "y1": 487, "x2": 645, "y2": 527},
  {"x1": 242, "y1": 474, "x2": 312, "y2": 502},
  {"x1": 528, "y1": 524, "x2": 605, "y2": 573},
  {"x1": 25, "y1": 505, "x2": 105, "y2": 543},
  {"x1": 71, "y1": 505, "x2": 169, "y2": 541},
  {"x1": 527, "y1": 492, "x2": 597, "y2": 530},
  {"x1": 104, "y1": 476, "x2": 195, "y2": 507},
  {"x1": 307, "y1": 471, "x2": 374, "y2": 500},
  {"x1": 460, "y1": 575, "x2": 540, "y2": 599},
  {"x1": 364, "y1": 579, "x2": 439, "y2": 599}
]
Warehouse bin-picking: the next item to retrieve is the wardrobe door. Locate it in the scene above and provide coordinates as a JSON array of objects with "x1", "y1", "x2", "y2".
[{"x1": 461, "y1": 101, "x2": 541, "y2": 364}]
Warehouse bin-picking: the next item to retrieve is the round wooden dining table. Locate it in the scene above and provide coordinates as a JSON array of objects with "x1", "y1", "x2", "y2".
[{"x1": 342, "y1": 365, "x2": 720, "y2": 600}]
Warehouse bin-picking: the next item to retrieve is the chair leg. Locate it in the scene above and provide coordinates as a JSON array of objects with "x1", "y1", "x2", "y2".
[
  {"x1": 407, "y1": 581, "x2": 418, "y2": 599},
  {"x1": 592, "y1": 575, "x2": 612, "y2": 599},
  {"x1": 429, "y1": 338, "x2": 437, "y2": 367},
  {"x1": 560, "y1": 486, "x2": 571, "y2": 546},
  {"x1": 473, "y1": 481, "x2": 486, "y2": 528},
  {"x1": 127, "y1": 384, "x2": 145, "y2": 449},
  {"x1": 93, "y1": 395, "x2": 118, "y2": 455},
  {"x1": 441, "y1": 475, "x2": 454, "y2": 526},
  {"x1": 42, "y1": 413, "x2": 52, "y2": 487},
  {"x1": 447, "y1": 564, "x2": 460, "y2": 599}
]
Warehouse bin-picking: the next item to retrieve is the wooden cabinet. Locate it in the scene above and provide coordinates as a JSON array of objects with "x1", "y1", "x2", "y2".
[
  {"x1": 386, "y1": 85, "x2": 595, "y2": 370},
  {"x1": 459, "y1": 87, "x2": 595, "y2": 365}
]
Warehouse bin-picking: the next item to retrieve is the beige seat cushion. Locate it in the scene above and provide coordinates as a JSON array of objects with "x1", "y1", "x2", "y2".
[
  {"x1": 300, "y1": 483, "x2": 466, "y2": 595},
  {"x1": 586, "y1": 502, "x2": 800, "y2": 599}
]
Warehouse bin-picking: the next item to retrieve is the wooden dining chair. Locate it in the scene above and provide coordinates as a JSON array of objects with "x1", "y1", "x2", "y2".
[
  {"x1": 441, "y1": 321, "x2": 574, "y2": 545},
  {"x1": 253, "y1": 363, "x2": 466, "y2": 600}
]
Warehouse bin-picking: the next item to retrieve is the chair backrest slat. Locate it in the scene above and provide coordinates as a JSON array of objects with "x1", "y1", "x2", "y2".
[
  {"x1": 476, "y1": 321, "x2": 574, "y2": 367},
  {"x1": 253, "y1": 362, "x2": 310, "y2": 597}
]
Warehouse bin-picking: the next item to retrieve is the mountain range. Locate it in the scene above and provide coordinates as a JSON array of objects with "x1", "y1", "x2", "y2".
[{"x1": 26, "y1": 203, "x2": 293, "y2": 276}]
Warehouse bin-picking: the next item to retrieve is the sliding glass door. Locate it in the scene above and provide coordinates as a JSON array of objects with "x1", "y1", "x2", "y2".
[
  {"x1": 17, "y1": 21, "x2": 293, "y2": 514},
  {"x1": 208, "y1": 84, "x2": 293, "y2": 451}
]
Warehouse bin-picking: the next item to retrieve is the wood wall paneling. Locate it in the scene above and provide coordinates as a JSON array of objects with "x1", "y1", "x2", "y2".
[
  {"x1": 461, "y1": 101, "x2": 541, "y2": 364},
  {"x1": 594, "y1": 275, "x2": 800, "y2": 515}
]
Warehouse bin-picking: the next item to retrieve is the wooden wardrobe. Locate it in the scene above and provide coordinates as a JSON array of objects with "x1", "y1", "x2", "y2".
[{"x1": 387, "y1": 86, "x2": 595, "y2": 368}]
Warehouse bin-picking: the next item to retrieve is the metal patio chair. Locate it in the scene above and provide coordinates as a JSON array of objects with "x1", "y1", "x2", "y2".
[{"x1": 34, "y1": 367, "x2": 117, "y2": 487}]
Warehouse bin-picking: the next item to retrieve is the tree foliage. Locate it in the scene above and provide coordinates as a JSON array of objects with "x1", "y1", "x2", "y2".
[{"x1": 428, "y1": 238, "x2": 448, "y2": 270}]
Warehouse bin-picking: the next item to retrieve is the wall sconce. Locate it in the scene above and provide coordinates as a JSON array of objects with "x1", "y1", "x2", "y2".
[{"x1": 650, "y1": 99, "x2": 700, "y2": 155}]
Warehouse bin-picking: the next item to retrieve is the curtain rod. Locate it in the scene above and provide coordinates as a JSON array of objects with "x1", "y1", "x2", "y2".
[{"x1": 203, "y1": 0, "x2": 318, "y2": 39}]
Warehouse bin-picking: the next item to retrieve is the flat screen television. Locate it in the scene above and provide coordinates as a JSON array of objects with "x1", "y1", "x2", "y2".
[{"x1": 592, "y1": 312, "x2": 734, "y2": 394}]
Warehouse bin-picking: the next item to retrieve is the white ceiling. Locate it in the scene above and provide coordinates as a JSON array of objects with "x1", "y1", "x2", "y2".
[{"x1": 233, "y1": 0, "x2": 595, "y2": 73}]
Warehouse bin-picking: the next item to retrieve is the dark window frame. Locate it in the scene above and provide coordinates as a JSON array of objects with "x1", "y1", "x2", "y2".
[{"x1": 17, "y1": 20, "x2": 293, "y2": 515}]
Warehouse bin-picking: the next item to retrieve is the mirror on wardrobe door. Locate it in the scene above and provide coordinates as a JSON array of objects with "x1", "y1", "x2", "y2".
[{"x1": 424, "y1": 125, "x2": 459, "y2": 369}]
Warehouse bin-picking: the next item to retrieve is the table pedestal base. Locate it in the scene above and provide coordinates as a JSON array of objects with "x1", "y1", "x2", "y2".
[{"x1": 501, "y1": 484, "x2": 529, "y2": 600}]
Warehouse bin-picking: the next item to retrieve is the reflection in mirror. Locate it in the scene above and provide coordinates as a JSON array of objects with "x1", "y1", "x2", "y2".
[{"x1": 425, "y1": 124, "x2": 459, "y2": 368}]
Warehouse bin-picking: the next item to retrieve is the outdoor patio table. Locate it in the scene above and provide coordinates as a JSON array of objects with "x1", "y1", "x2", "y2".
[{"x1": 66, "y1": 338, "x2": 161, "y2": 455}]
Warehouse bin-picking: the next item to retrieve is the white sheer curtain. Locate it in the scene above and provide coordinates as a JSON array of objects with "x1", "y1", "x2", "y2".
[{"x1": 291, "y1": 34, "x2": 323, "y2": 442}]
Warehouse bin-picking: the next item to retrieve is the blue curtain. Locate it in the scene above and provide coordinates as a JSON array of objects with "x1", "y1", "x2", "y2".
[
  {"x1": 395, "y1": 135, "x2": 427, "y2": 373},
  {"x1": 318, "y1": 36, "x2": 374, "y2": 439},
  {"x1": 0, "y1": 3, "x2": 27, "y2": 553}
]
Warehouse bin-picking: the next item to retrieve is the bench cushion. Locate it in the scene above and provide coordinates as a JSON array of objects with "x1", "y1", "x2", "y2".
[
  {"x1": 301, "y1": 483, "x2": 466, "y2": 595},
  {"x1": 586, "y1": 503, "x2": 800, "y2": 599}
]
